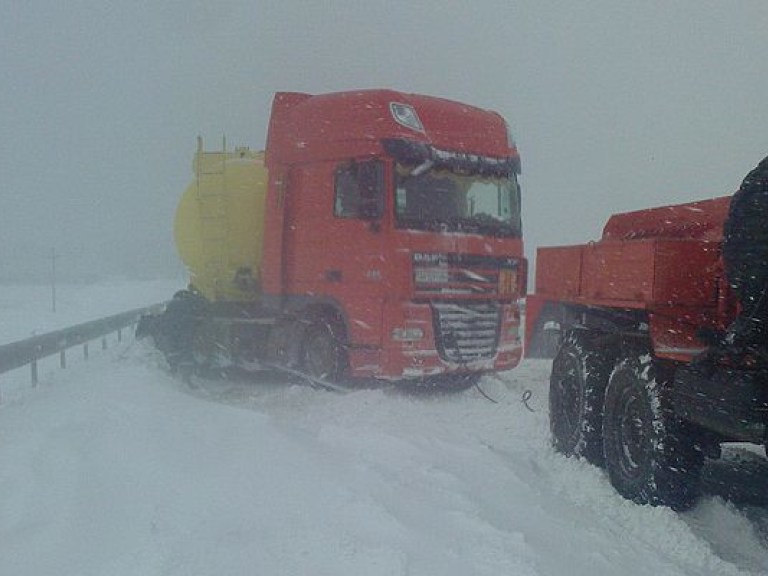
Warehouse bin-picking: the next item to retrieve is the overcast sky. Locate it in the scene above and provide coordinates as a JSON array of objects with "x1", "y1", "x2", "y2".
[{"x1": 1, "y1": 1, "x2": 766, "y2": 282}]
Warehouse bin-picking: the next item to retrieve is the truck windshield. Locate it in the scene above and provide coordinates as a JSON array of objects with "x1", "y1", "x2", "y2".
[{"x1": 394, "y1": 163, "x2": 522, "y2": 237}]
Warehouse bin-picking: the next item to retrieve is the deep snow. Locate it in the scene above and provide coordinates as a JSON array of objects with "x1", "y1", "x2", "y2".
[{"x1": 1, "y1": 281, "x2": 767, "y2": 575}]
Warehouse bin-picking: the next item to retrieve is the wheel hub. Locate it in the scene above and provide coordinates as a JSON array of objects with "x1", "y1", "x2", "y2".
[{"x1": 615, "y1": 388, "x2": 650, "y2": 480}]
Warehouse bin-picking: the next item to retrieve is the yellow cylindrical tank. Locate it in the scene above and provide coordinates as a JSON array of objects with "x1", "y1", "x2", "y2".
[{"x1": 174, "y1": 140, "x2": 268, "y2": 302}]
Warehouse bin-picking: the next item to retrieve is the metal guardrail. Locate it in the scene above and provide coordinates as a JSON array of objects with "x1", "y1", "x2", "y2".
[{"x1": 0, "y1": 303, "x2": 164, "y2": 387}]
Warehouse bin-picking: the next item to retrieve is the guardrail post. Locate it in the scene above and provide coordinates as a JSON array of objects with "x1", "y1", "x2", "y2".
[
  {"x1": 31, "y1": 359, "x2": 38, "y2": 386},
  {"x1": 102, "y1": 337, "x2": 107, "y2": 350},
  {"x1": 84, "y1": 342, "x2": 89, "y2": 360},
  {"x1": 118, "y1": 328, "x2": 123, "y2": 343},
  {"x1": 60, "y1": 350, "x2": 66, "y2": 369}
]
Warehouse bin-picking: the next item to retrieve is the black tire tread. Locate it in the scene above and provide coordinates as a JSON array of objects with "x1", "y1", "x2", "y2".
[
  {"x1": 549, "y1": 331, "x2": 612, "y2": 466},
  {"x1": 602, "y1": 355, "x2": 703, "y2": 510}
]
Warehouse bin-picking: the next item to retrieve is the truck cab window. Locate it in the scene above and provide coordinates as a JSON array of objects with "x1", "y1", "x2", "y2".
[
  {"x1": 334, "y1": 160, "x2": 384, "y2": 219},
  {"x1": 394, "y1": 163, "x2": 522, "y2": 238}
]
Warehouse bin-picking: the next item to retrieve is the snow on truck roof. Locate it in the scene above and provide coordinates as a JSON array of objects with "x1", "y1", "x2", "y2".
[{"x1": 602, "y1": 196, "x2": 732, "y2": 242}]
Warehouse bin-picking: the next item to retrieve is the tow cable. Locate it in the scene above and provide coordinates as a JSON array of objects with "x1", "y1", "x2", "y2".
[
  {"x1": 475, "y1": 377, "x2": 536, "y2": 412},
  {"x1": 474, "y1": 381, "x2": 498, "y2": 404},
  {"x1": 261, "y1": 361, "x2": 351, "y2": 393},
  {"x1": 521, "y1": 389, "x2": 535, "y2": 412},
  {"x1": 445, "y1": 330, "x2": 499, "y2": 404}
]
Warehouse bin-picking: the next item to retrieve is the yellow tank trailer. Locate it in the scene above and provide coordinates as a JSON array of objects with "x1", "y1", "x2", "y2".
[{"x1": 174, "y1": 138, "x2": 268, "y2": 302}]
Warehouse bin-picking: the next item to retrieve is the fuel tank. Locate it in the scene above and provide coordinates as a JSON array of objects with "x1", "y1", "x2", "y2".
[{"x1": 174, "y1": 139, "x2": 267, "y2": 302}]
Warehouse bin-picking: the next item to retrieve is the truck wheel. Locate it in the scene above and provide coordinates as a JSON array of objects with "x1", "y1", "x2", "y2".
[
  {"x1": 549, "y1": 333, "x2": 610, "y2": 465},
  {"x1": 602, "y1": 355, "x2": 703, "y2": 511},
  {"x1": 156, "y1": 290, "x2": 209, "y2": 373},
  {"x1": 301, "y1": 320, "x2": 347, "y2": 382}
]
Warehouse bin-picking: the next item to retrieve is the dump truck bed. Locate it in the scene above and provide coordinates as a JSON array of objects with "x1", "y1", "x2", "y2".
[
  {"x1": 535, "y1": 238, "x2": 721, "y2": 310},
  {"x1": 528, "y1": 196, "x2": 735, "y2": 362}
]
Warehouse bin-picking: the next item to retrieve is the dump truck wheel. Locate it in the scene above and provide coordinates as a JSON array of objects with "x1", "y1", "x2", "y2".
[
  {"x1": 549, "y1": 332, "x2": 610, "y2": 466},
  {"x1": 602, "y1": 355, "x2": 703, "y2": 511},
  {"x1": 301, "y1": 319, "x2": 347, "y2": 382}
]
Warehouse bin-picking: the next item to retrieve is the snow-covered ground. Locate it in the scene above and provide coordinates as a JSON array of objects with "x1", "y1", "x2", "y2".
[{"x1": 1, "y1": 281, "x2": 767, "y2": 575}]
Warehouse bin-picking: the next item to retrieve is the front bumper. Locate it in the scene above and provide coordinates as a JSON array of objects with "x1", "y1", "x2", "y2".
[{"x1": 349, "y1": 300, "x2": 523, "y2": 380}]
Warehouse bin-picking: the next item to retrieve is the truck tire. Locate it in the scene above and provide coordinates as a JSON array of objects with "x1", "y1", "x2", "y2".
[
  {"x1": 156, "y1": 290, "x2": 209, "y2": 373},
  {"x1": 301, "y1": 319, "x2": 347, "y2": 382},
  {"x1": 602, "y1": 355, "x2": 703, "y2": 511},
  {"x1": 549, "y1": 332, "x2": 611, "y2": 466}
]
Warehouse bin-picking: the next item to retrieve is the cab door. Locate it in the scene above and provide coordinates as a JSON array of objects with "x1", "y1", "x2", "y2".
[{"x1": 283, "y1": 158, "x2": 390, "y2": 346}]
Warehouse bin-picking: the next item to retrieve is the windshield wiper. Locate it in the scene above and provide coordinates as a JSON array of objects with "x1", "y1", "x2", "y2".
[
  {"x1": 460, "y1": 214, "x2": 516, "y2": 237},
  {"x1": 397, "y1": 214, "x2": 517, "y2": 237}
]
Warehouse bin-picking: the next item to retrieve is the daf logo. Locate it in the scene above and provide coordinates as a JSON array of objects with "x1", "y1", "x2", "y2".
[{"x1": 413, "y1": 252, "x2": 448, "y2": 264}]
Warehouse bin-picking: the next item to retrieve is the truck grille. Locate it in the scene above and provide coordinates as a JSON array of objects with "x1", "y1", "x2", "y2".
[
  {"x1": 412, "y1": 253, "x2": 521, "y2": 299},
  {"x1": 432, "y1": 302, "x2": 500, "y2": 363}
]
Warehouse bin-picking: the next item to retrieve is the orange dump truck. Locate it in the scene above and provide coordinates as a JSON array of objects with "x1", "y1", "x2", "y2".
[{"x1": 526, "y1": 195, "x2": 768, "y2": 509}]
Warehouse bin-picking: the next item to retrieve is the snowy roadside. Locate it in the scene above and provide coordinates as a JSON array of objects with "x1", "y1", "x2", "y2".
[
  {"x1": 1, "y1": 335, "x2": 766, "y2": 575},
  {"x1": 0, "y1": 279, "x2": 182, "y2": 345},
  {"x1": 0, "y1": 278, "x2": 182, "y2": 402}
]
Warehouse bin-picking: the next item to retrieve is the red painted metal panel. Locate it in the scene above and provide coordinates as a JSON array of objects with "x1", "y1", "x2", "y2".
[
  {"x1": 582, "y1": 241, "x2": 655, "y2": 304},
  {"x1": 535, "y1": 245, "x2": 584, "y2": 300},
  {"x1": 534, "y1": 238, "x2": 722, "y2": 310},
  {"x1": 652, "y1": 240, "x2": 720, "y2": 307}
]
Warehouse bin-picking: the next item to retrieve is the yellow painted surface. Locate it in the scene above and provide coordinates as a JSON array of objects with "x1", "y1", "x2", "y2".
[{"x1": 174, "y1": 145, "x2": 267, "y2": 302}]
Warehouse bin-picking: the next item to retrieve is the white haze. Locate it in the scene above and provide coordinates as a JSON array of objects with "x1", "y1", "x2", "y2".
[{"x1": 1, "y1": 1, "x2": 767, "y2": 282}]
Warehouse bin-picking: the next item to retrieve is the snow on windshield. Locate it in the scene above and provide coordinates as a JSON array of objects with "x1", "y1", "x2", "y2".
[{"x1": 395, "y1": 165, "x2": 522, "y2": 237}]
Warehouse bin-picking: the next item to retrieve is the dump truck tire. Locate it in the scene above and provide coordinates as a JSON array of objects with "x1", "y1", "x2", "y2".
[
  {"x1": 549, "y1": 332, "x2": 611, "y2": 466},
  {"x1": 602, "y1": 355, "x2": 703, "y2": 511}
]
